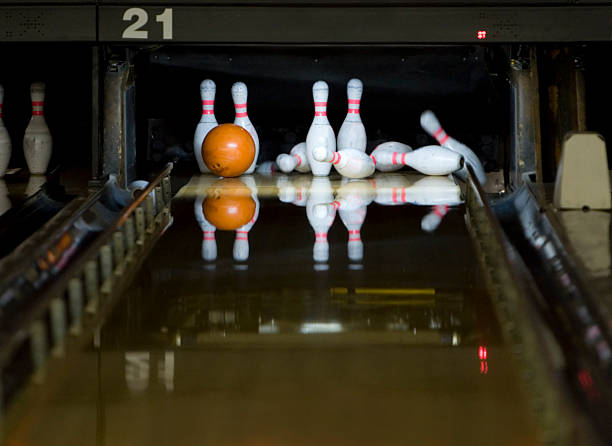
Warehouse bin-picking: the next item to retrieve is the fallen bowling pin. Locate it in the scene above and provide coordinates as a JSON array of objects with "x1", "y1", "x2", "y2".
[
  {"x1": 421, "y1": 204, "x2": 450, "y2": 233},
  {"x1": 276, "y1": 142, "x2": 309, "y2": 173},
  {"x1": 370, "y1": 142, "x2": 412, "y2": 172},
  {"x1": 337, "y1": 78, "x2": 367, "y2": 152},
  {"x1": 255, "y1": 161, "x2": 278, "y2": 176},
  {"x1": 420, "y1": 110, "x2": 486, "y2": 184},
  {"x1": 372, "y1": 145, "x2": 462, "y2": 176},
  {"x1": 306, "y1": 81, "x2": 335, "y2": 176},
  {"x1": 313, "y1": 147, "x2": 375, "y2": 179}
]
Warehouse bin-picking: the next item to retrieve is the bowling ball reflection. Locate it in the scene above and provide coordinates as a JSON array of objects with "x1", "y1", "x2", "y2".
[
  {"x1": 202, "y1": 123, "x2": 255, "y2": 177},
  {"x1": 203, "y1": 178, "x2": 256, "y2": 230}
]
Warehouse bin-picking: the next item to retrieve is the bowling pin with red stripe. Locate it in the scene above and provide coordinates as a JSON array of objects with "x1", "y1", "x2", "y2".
[
  {"x1": 194, "y1": 79, "x2": 218, "y2": 173},
  {"x1": 276, "y1": 142, "x2": 309, "y2": 173},
  {"x1": 306, "y1": 81, "x2": 335, "y2": 176},
  {"x1": 313, "y1": 147, "x2": 375, "y2": 179},
  {"x1": 420, "y1": 110, "x2": 486, "y2": 184},
  {"x1": 194, "y1": 196, "x2": 217, "y2": 261},
  {"x1": 278, "y1": 175, "x2": 311, "y2": 207},
  {"x1": 306, "y1": 177, "x2": 335, "y2": 262},
  {"x1": 232, "y1": 82, "x2": 259, "y2": 174},
  {"x1": 0, "y1": 85, "x2": 11, "y2": 178},
  {"x1": 421, "y1": 204, "x2": 449, "y2": 233},
  {"x1": 24, "y1": 82, "x2": 52, "y2": 174},
  {"x1": 372, "y1": 145, "x2": 462, "y2": 176},
  {"x1": 369, "y1": 142, "x2": 412, "y2": 172},
  {"x1": 337, "y1": 78, "x2": 366, "y2": 152},
  {"x1": 233, "y1": 176, "x2": 260, "y2": 262}
]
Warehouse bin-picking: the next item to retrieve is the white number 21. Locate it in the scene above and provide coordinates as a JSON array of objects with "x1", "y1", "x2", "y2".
[{"x1": 122, "y1": 8, "x2": 173, "y2": 40}]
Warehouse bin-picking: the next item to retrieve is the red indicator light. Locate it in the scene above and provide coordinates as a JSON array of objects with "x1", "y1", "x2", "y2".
[
  {"x1": 478, "y1": 345, "x2": 487, "y2": 360},
  {"x1": 477, "y1": 30, "x2": 487, "y2": 40}
]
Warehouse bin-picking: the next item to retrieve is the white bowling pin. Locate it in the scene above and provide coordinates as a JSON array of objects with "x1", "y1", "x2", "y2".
[
  {"x1": 421, "y1": 204, "x2": 450, "y2": 233},
  {"x1": 255, "y1": 161, "x2": 278, "y2": 176},
  {"x1": 374, "y1": 145, "x2": 462, "y2": 176},
  {"x1": 233, "y1": 176, "x2": 259, "y2": 262},
  {"x1": 306, "y1": 81, "x2": 335, "y2": 176},
  {"x1": 194, "y1": 196, "x2": 217, "y2": 261},
  {"x1": 337, "y1": 78, "x2": 366, "y2": 152},
  {"x1": 313, "y1": 147, "x2": 375, "y2": 179},
  {"x1": 372, "y1": 173, "x2": 413, "y2": 206},
  {"x1": 232, "y1": 82, "x2": 259, "y2": 174},
  {"x1": 0, "y1": 179, "x2": 11, "y2": 216},
  {"x1": 0, "y1": 85, "x2": 11, "y2": 178},
  {"x1": 193, "y1": 79, "x2": 218, "y2": 173},
  {"x1": 370, "y1": 142, "x2": 412, "y2": 172},
  {"x1": 420, "y1": 110, "x2": 486, "y2": 184},
  {"x1": 276, "y1": 142, "x2": 309, "y2": 173},
  {"x1": 23, "y1": 82, "x2": 52, "y2": 174},
  {"x1": 306, "y1": 177, "x2": 335, "y2": 262},
  {"x1": 332, "y1": 180, "x2": 373, "y2": 262},
  {"x1": 340, "y1": 206, "x2": 367, "y2": 262}
]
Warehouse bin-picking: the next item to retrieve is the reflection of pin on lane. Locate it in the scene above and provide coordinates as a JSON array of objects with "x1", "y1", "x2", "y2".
[
  {"x1": 372, "y1": 145, "x2": 462, "y2": 176},
  {"x1": 306, "y1": 81, "x2": 335, "y2": 176},
  {"x1": 421, "y1": 205, "x2": 449, "y2": 233},
  {"x1": 232, "y1": 82, "x2": 259, "y2": 174},
  {"x1": 194, "y1": 196, "x2": 217, "y2": 261},
  {"x1": 277, "y1": 175, "x2": 311, "y2": 207},
  {"x1": 306, "y1": 177, "x2": 335, "y2": 262},
  {"x1": 194, "y1": 79, "x2": 218, "y2": 173},
  {"x1": 373, "y1": 173, "x2": 462, "y2": 206},
  {"x1": 276, "y1": 142, "x2": 309, "y2": 173},
  {"x1": 233, "y1": 177, "x2": 260, "y2": 262},
  {"x1": 337, "y1": 78, "x2": 366, "y2": 152},
  {"x1": 314, "y1": 147, "x2": 375, "y2": 179},
  {"x1": 0, "y1": 84, "x2": 12, "y2": 178},
  {"x1": 420, "y1": 110, "x2": 486, "y2": 184}
]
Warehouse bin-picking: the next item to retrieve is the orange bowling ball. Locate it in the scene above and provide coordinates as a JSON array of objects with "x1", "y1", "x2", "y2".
[
  {"x1": 203, "y1": 178, "x2": 256, "y2": 230},
  {"x1": 202, "y1": 123, "x2": 255, "y2": 177}
]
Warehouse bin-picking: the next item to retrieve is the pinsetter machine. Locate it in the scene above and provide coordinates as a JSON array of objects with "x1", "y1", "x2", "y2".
[{"x1": 0, "y1": 0, "x2": 611, "y2": 444}]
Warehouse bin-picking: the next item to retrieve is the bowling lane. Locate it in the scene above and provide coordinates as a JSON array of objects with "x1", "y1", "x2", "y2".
[{"x1": 3, "y1": 173, "x2": 541, "y2": 446}]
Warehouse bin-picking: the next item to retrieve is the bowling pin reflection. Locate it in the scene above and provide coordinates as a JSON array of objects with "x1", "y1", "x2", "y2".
[
  {"x1": 194, "y1": 176, "x2": 259, "y2": 263},
  {"x1": 277, "y1": 174, "x2": 311, "y2": 207},
  {"x1": 373, "y1": 173, "x2": 463, "y2": 233},
  {"x1": 233, "y1": 175, "x2": 260, "y2": 262},
  {"x1": 314, "y1": 179, "x2": 375, "y2": 262},
  {"x1": 194, "y1": 196, "x2": 217, "y2": 261},
  {"x1": 306, "y1": 177, "x2": 335, "y2": 263},
  {"x1": 0, "y1": 179, "x2": 11, "y2": 216},
  {"x1": 25, "y1": 174, "x2": 46, "y2": 197}
]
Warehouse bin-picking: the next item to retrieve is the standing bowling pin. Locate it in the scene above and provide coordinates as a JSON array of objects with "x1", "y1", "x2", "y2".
[
  {"x1": 420, "y1": 110, "x2": 486, "y2": 184},
  {"x1": 306, "y1": 177, "x2": 335, "y2": 262},
  {"x1": 233, "y1": 176, "x2": 259, "y2": 262},
  {"x1": 306, "y1": 81, "x2": 335, "y2": 176},
  {"x1": 276, "y1": 142, "x2": 309, "y2": 173},
  {"x1": 0, "y1": 85, "x2": 11, "y2": 177},
  {"x1": 421, "y1": 204, "x2": 449, "y2": 233},
  {"x1": 194, "y1": 80, "x2": 218, "y2": 173},
  {"x1": 313, "y1": 147, "x2": 375, "y2": 179},
  {"x1": 232, "y1": 82, "x2": 259, "y2": 174},
  {"x1": 337, "y1": 78, "x2": 366, "y2": 152},
  {"x1": 373, "y1": 145, "x2": 462, "y2": 176},
  {"x1": 370, "y1": 142, "x2": 412, "y2": 172},
  {"x1": 23, "y1": 82, "x2": 52, "y2": 174}
]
